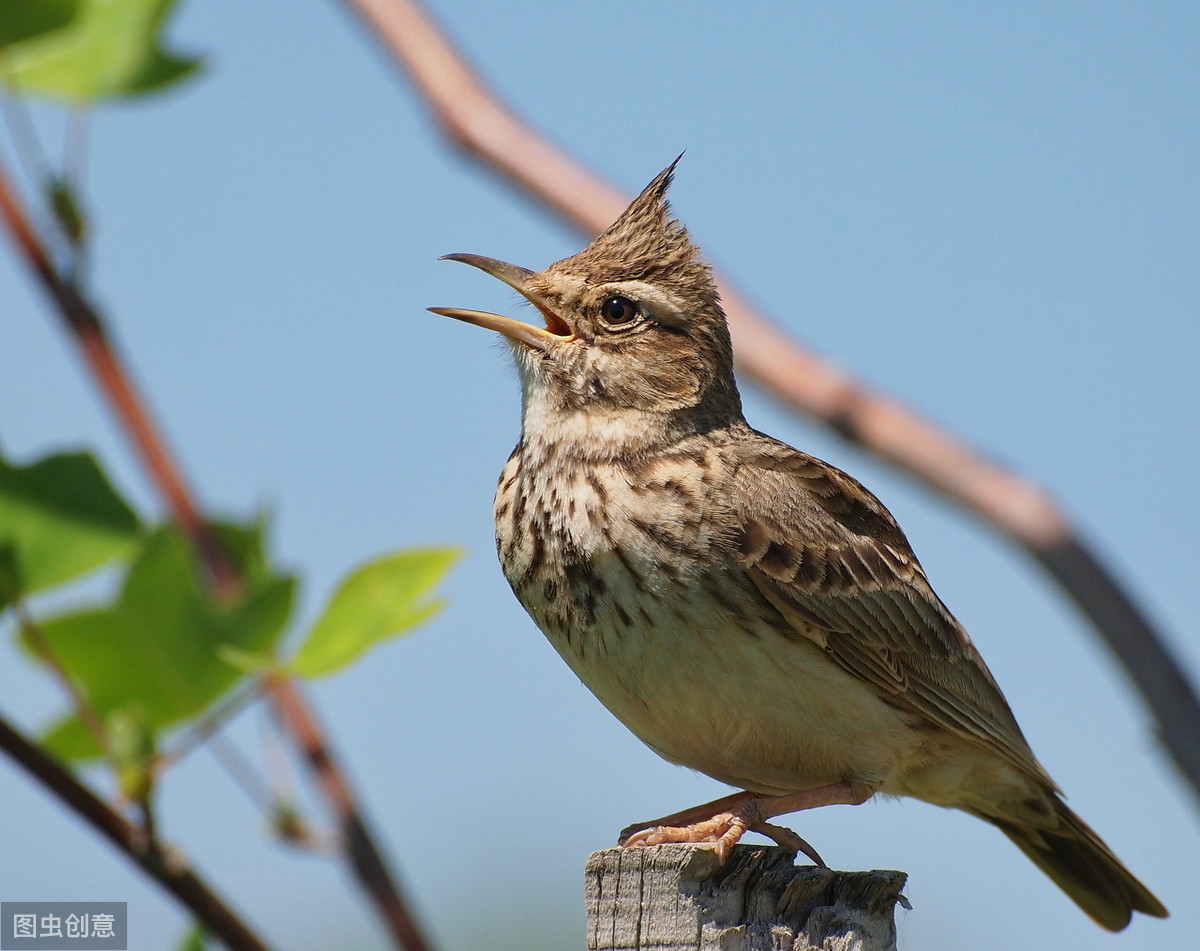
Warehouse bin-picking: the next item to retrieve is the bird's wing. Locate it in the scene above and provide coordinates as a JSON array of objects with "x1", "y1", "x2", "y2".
[{"x1": 730, "y1": 436, "x2": 1054, "y2": 788}]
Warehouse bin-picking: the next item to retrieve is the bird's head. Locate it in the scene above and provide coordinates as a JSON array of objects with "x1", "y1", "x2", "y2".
[{"x1": 430, "y1": 159, "x2": 743, "y2": 449}]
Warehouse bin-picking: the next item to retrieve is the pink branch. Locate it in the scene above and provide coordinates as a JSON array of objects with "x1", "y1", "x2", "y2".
[{"x1": 337, "y1": 0, "x2": 1200, "y2": 799}]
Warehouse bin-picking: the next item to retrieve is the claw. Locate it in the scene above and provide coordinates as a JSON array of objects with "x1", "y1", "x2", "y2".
[
  {"x1": 751, "y1": 821, "x2": 827, "y2": 867},
  {"x1": 713, "y1": 814, "x2": 750, "y2": 862}
]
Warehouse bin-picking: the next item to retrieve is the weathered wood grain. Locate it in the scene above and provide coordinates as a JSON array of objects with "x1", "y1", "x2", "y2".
[{"x1": 586, "y1": 844, "x2": 907, "y2": 951}]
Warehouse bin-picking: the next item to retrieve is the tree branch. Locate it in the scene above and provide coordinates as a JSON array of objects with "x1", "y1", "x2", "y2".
[
  {"x1": 0, "y1": 159, "x2": 435, "y2": 949},
  {"x1": 337, "y1": 0, "x2": 1200, "y2": 798},
  {"x1": 0, "y1": 161, "x2": 236, "y2": 596},
  {"x1": 266, "y1": 675, "x2": 432, "y2": 951},
  {"x1": 0, "y1": 712, "x2": 271, "y2": 951},
  {"x1": 11, "y1": 598, "x2": 113, "y2": 760}
]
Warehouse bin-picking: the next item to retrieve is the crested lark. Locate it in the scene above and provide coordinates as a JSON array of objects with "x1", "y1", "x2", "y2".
[{"x1": 429, "y1": 159, "x2": 1166, "y2": 931}]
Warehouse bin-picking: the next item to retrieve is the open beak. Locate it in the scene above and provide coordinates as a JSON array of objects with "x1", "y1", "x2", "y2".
[{"x1": 428, "y1": 253, "x2": 574, "y2": 351}]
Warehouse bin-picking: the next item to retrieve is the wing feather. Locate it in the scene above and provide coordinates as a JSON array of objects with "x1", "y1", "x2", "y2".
[{"x1": 731, "y1": 437, "x2": 1054, "y2": 788}]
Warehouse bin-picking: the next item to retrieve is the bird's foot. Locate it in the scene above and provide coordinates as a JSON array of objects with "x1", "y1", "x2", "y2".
[
  {"x1": 620, "y1": 806, "x2": 826, "y2": 866},
  {"x1": 618, "y1": 789, "x2": 756, "y2": 853},
  {"x1": 621, "y1": 806, "x2": 757, "y2": 863},
  {"x1": 618, "y1": 782, "x2": 870, "y2": 866}
]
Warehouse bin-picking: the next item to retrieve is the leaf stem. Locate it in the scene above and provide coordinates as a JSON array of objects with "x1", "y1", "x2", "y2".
[
  {"x1": 155, "y1": 681, "x2": 264, "y2": 777},
  {"x1": 12, "y1": 597, "x2": 114, "y2": 760}
]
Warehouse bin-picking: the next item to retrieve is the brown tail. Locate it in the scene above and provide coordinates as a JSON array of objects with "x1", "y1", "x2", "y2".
[{"x1": 982, "y1": 797, "x2": 1167, "y2": 931}]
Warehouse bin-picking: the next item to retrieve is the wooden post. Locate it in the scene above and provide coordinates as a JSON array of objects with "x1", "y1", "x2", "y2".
[{"x1": 585, "y1": 844, "x2": 908, "y2": 951}]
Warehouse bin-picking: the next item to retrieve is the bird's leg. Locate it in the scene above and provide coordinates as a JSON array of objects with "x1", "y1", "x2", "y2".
[{"x1": 620, "y1": 781, "x2": 873, "y2": 864}]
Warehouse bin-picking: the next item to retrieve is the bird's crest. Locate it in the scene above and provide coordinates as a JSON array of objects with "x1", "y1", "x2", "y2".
[{"x1": 548, "y1": 156, "x2": 713, "y2": 294}]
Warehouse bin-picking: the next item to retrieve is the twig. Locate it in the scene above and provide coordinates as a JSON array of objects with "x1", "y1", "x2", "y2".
[
  {"x1": 0, "y1": 158, "x2": 237, "y2": 595},
  {"x1": 337, "y1": 0, "x2": 1200, "y2": 798},
  {"x1": 0, "y1": 712, "x2": 272, "y2": 951},
  {"x1": 156, "y1": 683, "x2": 280, "y2": 818},
  {"x1": 155, "y1": 682, "x2": 264, "y2": 777},
  {"x1": 64, "y1": 107, "x2": 90, "y2": 194},
  {"x1": 266, "y1": 674, "x2": 432, "y2": 951},
  {"x1": 11, "y1": 599, "x2": 113, "y2": 759},
  {"x1": 1, "y1": 157, "x2": 435, "y2": 948},
  {"x1": 0, "y1": 90, "x2": 56, "y2": 237}
]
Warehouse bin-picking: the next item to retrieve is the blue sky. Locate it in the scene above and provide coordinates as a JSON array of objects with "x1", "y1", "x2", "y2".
[{"x1": 2, "y1": 2, "x2": 1198, "y2": 949}]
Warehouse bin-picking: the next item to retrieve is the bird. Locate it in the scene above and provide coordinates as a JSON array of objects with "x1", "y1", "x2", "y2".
[{"x1": 428, "y1": 158, "x2": 1167, "y2": 931}]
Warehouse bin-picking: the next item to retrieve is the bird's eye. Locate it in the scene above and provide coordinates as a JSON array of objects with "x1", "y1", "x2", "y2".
[{"x1": 600, "y1": 295, "x2": 637, "y2": 326}]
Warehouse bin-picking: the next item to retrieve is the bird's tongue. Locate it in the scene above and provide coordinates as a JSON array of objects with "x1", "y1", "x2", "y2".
[{"x1": 539, "y1": 307, "x2": 572, "y2": 336}]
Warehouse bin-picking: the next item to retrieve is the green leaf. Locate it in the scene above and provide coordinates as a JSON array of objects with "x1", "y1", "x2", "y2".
[
  {"x1": 208, "y1": 514, "x2": 275, "y2": 587},
  {"x1": 0, "y1": 0, "x2": 202, "y2": 102},
  {"x1": 35, "y1": 522, "x2": 295, "y2": 759},
  {"x1": 0, "y1": 0, "x2": 79, "y2": 52},
  {"x1": 0, "y1": 542, "x2": 23, "y2": 604},
  {"x1": 214, "y1": 644, "x2": 275, "y2": 675},
  {"x1": 0, "y1": 450, "x2": 140, "y2": 609},
  {"x1": 291, "y1": 549, "x2": 458, "y2": 679}
]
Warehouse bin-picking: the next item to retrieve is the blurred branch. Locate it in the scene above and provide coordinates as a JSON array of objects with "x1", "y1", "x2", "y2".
[
  {"x1": 0, "y1": 158, "x2": 236, "y2": 595},
  {"x1": 0, "y1": 158, "x2": 435, "y2": 949},
  {"x1": 338, "y1": 0, "x2": 1200, "y2": 799},
  {"x1": 10, "y1": 597, "x2": 113, "y2": 760},
  {"x1": 267, "y1": 674, "x2": 432, "y2": 951},
  {"x1": 0, "y1": 712, "x2": 271, "y2": 951}
]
